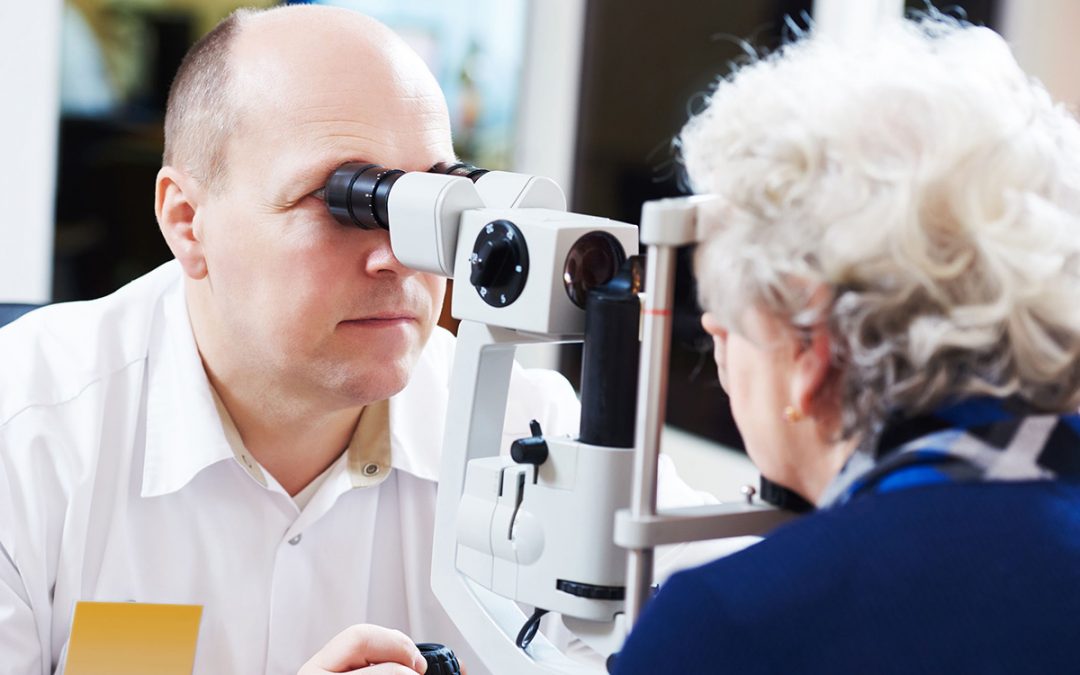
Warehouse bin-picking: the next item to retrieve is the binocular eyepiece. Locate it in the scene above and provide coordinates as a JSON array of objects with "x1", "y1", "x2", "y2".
[
  {"x1": 320, "y1": 160, "x2": 632, "y2": 317},
  {"x1": 324, "y1": 161, "x2": 489, "y2": 230}
]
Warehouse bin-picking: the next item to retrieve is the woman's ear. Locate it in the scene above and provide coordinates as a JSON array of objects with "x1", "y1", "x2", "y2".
[
  {"x1": 155, "y1": 166, "x2": 207, "y2": 280},
  {"x1": 700, "y1": 311, "x2": 724, "y2": 337},
  {"x1": 789, "y1": 322, "x2": 832, "y2": 417}
]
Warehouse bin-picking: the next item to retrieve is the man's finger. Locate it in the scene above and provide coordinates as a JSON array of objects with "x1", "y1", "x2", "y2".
[
  {"x1": 310, "y1": 624, "x2": 425, "y2": 673},
  {"x1": 344, "y1": 662, "x2": 424, "y2": 675}
]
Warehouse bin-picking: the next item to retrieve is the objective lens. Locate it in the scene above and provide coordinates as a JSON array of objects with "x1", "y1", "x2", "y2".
[
  {"x1": 563, "y1": 232, "x2": 627, "y2": 309},
  {"x1": 429, "y1": 161, "x2": 490, "y2": 183},
  {"x1": 324, "y1": 162, "x2": 405, "y2": 230}
]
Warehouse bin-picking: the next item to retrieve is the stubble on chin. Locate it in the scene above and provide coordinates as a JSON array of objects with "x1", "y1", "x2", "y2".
[{"x1": 327, "y1": 345, "x2": 422, "y2": 406}]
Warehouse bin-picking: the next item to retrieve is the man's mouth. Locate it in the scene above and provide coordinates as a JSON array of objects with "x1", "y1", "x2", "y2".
[{"x1": 340, "y1": 313, "x2": 418, "y2": 327}]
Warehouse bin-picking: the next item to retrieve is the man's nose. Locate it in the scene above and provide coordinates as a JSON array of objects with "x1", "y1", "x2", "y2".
[{"x1": 363, "y1": 229, "x2": 413, "y2": 276}]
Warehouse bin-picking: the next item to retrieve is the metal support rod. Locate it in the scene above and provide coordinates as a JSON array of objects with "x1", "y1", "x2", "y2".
[
  {"x1": 615, "y1": 503, "x2": 798, "y2": 549},
  {"x1": 624, "y1": 242, "x2": 678, "y2": 625}
]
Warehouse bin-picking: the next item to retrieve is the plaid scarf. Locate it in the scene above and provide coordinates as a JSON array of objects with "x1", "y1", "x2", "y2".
[{"x1": 818, "y1": 397, "x2": 1080, "y2": 508}]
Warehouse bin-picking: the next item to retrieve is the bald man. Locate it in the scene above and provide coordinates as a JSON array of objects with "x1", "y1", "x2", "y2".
[
  {"x1": 0, "y1": 6, "x2": 545, "y2": 673},
  {"x1": 0, "y1": 5, "x2": 717, "y2": 675}
]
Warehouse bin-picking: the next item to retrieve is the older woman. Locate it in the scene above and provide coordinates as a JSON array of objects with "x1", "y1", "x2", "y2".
[{"x1": 613, "y1": 15, "x2": 1080, "y2": 675}]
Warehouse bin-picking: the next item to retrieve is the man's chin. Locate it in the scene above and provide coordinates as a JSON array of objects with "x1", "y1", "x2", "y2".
[{"x1": 330, "y1": 355, "x2": 416, "y2": 405}]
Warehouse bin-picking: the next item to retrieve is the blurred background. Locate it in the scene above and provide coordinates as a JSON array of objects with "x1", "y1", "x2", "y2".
[{"x1": 1, "y1": 0, "x2": 1072, "y2": 499}]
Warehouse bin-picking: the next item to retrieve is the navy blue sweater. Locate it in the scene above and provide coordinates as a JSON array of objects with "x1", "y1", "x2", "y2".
[{"x1": 613, "y1": 480, "x2": 1080, "y2": 674}]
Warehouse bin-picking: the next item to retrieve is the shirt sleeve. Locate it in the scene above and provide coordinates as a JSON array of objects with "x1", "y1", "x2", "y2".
[{"x1": 503, "y1": 364, "x2": 581, "y2": 442}]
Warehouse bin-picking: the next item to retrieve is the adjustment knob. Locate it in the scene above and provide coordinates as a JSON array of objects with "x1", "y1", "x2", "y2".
[
  {"x1": 556, "y1": 579, "x2": 626, "y2": 600},
  {"x1": 468, "y1": 220, "x2": 529, "y2": 307},
  {"x1": 416, "y1": 643, "x2": 462, "y2": 675},
  {"x1": 511, "y1": 420, "x2": 549, "y2": 466},
  {"x1": 469, "y1": 237, "x2": 512, "y2": 288}
]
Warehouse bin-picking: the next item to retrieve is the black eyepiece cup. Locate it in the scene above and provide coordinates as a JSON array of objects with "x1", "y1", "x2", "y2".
[{"x1": 324, "y1": 162, "x2": 404, "y2": 230}]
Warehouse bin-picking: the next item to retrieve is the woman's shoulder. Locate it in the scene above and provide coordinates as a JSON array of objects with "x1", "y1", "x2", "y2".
[
  {"x1": 614, "y1": 480, "x2": 1080, "y2": 675},
  {"x1": 706, "y1": 479, "x2": 1080, "y2": 582}
]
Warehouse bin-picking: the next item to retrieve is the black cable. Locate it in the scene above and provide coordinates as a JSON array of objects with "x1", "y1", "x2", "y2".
[{"x1": 515, "y1": 607, "x2": 549, "y2": 650}]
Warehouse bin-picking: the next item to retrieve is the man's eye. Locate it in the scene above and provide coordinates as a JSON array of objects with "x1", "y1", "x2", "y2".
[{"x1": 311, "y1": 187, "x2": 326, "y2": 201}]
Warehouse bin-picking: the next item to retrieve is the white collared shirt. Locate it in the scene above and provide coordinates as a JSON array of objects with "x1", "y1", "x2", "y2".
[{"x1": 0, "y1": 262, "x2": 721, "y2": 675}]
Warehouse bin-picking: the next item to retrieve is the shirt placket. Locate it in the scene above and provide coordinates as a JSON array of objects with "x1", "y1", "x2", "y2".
[{"x1": 261, "y1": 466, "x2": 380, "y2": 669}]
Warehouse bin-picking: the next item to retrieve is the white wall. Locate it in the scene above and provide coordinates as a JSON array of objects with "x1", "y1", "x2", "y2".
[
  {"x1": 812, "y1": 0, "x2": 905, "y2": 42},
  {"x1": 513, "y1": 0, "x2": 586, "y2": 203},
  {"x1": 0, "y1": 0, "x2": 61, "y2": 303},
  {"x1": 510, "y1": 0, "x2": 587, "y2": 371},
  {"x1": 1000, "y1": 0, "x2": 1080, "y2": 110}
]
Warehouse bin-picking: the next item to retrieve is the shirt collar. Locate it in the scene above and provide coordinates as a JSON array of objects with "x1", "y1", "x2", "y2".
[
  {"x1": 212, "y1": 391, "x2": 394, "y2": 491},
  {"x1": 141, "y1": 267, "x2": 236, "y2": 498},
  {"x1": 347, "y1": 399, "x2": 393, "y2": 487}
]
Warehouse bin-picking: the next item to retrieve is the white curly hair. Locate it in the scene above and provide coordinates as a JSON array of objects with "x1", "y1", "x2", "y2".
[{"x1": 684, "y1": 14, "x2": 1080, "y2": 437}]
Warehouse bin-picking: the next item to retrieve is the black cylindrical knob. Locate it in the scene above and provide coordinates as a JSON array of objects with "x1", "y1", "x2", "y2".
[
  {"x1": 416, "y1": 643, "x2": 462, "y2": 675},
  {"x1": 511, "y1": 420, "x2": 549, "y2": 466}
]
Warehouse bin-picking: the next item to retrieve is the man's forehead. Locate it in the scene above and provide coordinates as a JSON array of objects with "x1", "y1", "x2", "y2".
[
  {"x1": 232, "y1": 8, "x2": 425, "y2": 98},
  {"x1": 265, "y1": 95, "x2": 450, "y2": 156},
  {"x1": 224, "y1": 112, "x2": 453, "y2": 197},
  {"x1": 296, "y1": 144, "x2": 455, "y2": 186},
  {"x1": 231, "y1": 25, "x2": 448, "y2": 134},
  {"x1": 238, "y1": 5, "x2": 396, "y2": 52},
  {"x1": 221, "y1": 8, "x2": 452, "y2": 180}
]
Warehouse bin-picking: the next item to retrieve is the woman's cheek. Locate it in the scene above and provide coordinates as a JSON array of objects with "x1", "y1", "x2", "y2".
[{"x1": 713, "y1": 335, "x2": 730, "y2": 393}]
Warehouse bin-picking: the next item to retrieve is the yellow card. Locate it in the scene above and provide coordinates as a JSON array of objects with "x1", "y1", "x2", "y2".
[{"x1": 64, "y1": 601, "x2": 202, "y2": 675}]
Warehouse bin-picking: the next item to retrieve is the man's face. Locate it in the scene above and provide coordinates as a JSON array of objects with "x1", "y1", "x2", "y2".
[{"x1": 191, "y1": 21, "x2": 454, "y2": 409}]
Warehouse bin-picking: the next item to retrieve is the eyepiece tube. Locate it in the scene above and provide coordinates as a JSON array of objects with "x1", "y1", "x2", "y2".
[{"x1": 324, "y1": 162, "x2": 405, "y2": 230}]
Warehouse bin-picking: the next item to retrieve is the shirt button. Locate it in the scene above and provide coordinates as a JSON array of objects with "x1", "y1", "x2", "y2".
[
  {"x1": 363, "y1": 463, "x2": 380, "y2": 476},
  {"x1": 288, "y1": 534, "x2": 302, "y2": 546}
]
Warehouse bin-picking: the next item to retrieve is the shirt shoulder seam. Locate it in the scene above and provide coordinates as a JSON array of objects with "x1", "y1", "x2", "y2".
[{"x1": 0, "y1": 356, "x2": 147, "y2": 430}]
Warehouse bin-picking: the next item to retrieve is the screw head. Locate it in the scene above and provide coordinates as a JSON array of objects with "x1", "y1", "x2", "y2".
[{"x1": 740, "y1": 484, "x2": 757, "y2": 504}]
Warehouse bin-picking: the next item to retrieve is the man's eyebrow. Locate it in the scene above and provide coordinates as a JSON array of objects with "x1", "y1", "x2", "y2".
[
  {"x1": 267, "y1": 157, "x2": 356, "y2": 210},
  {"x1": 297, "y1": 158, "x2": 354, "y2": 188}
]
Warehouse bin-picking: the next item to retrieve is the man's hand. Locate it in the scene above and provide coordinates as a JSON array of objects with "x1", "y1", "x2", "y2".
[{"x1": 299, "y1": 624, "x2": 427, "y2": 674}]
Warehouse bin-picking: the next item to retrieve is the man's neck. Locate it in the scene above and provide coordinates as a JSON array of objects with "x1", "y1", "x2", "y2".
[
  {"x1": 209, "y1": 372, "x2": 361, "y2": 496},
  {"x1": 185, "y1": 285, "x2": 364, "y2": 496}
]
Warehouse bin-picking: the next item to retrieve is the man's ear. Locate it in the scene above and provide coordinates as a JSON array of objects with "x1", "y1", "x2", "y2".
[
  {"x1": 155, "y1": 166, "x2": 207, "y2": 280},
  {"x1": 789, "y1": 323, "x2": 832, "y2": 418}
]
